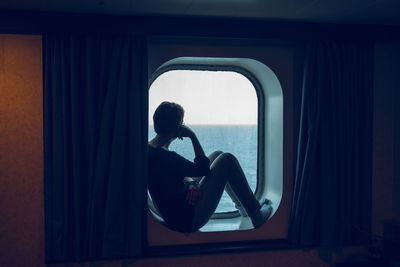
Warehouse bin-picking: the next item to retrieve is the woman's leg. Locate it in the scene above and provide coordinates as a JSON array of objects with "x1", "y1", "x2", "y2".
[
  {"x1": 211, "y1": 151, "x2": 255, "y2": 216},
  {"x1": 208, "y1": 150, "x2": 223, "y2": 164},
  {"x1": 191, "y1": 152, "x2": 260, "y2": 230},
  {"x1": 190, "y1": 151, "x2": 223, "y2": 183},
  {"x1": 218, "y1": 153, "x2": 261, "y2": 214},
  {"x1": 224, "y1": 182, "x2": 247, "y2": 216}
]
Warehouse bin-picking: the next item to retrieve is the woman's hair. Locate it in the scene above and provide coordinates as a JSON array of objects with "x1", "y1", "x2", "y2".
[{"x1": 153, "y1": 101, "x2": 184, "y2": 136}]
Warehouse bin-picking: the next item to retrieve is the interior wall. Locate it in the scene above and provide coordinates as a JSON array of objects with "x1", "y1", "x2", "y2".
[
  {"x1": 0, "y1": 33, "x2": 397, "y2": 266},
  {"x1": 0, "y1": 34, "x2": 44, "y2": 266}
]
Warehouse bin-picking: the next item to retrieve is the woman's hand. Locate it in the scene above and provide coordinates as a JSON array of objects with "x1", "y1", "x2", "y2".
[
  {"x1": 177, "y1": 125, "x2": 195, "y2": 140},
  {"x1": 186, "y1": 184, "x2": 202, "y2": 206},
  {"x1": 178, "y1": 124, "x2": 206, "y2": 158}
]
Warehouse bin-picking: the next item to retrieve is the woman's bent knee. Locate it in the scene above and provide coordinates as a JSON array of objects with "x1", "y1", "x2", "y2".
[
  {"x1": 208, "y1": 151, "x2": 224, "y2": 164},
  {"x1": 219, "y1": 152, "x2": 238, "y2": 164},
  {"x1": 212, "y1": 152, "x2": 239, "y2": 169},
  {"x1": 209, "y1": 150, "x2": 223, "y2": 158}
]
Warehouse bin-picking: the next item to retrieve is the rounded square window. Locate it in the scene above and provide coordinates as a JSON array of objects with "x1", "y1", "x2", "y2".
[{"x1": 149, "y1": 69, "x2": 258, "y2": 214}]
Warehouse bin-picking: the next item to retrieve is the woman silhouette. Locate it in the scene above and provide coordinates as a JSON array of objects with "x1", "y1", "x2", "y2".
[{"x1": 148, "y1": 101, "x2": 272, "y2": 232}]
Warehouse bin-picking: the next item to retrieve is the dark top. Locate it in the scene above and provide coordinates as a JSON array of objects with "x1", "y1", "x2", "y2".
[{"x1": 148, "y1": 145, "x2": 210, "y2": 232}]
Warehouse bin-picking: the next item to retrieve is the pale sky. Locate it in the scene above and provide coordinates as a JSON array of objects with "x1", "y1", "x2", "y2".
[{"x1": 149, "y1": 70, "x2": 258, "y2": 125}]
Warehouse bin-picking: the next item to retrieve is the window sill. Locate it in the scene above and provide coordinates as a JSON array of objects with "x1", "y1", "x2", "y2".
[
  {"x1": 201, "y1": 192, "x2": 281, "y2": 232},
  {"x1": 143, "y1": 239, "x2": 297, "y2": 259}
]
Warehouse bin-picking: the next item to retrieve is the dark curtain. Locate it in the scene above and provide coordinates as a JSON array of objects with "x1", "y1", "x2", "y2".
[
  {"x1": 43, "y1": 33, "x2": 148, "y2": 262},
  {"x1": 289, "y1": 42, "x2": 373, "y2": 246}
]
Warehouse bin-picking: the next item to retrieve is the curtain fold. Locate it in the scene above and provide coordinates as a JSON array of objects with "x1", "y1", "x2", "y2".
[
  {"x1": 43, "y1": 33, "x2": 148, "y2": 262},
  {"x1": 289, "y1": 42, "x2": 373, "y2": 246}
]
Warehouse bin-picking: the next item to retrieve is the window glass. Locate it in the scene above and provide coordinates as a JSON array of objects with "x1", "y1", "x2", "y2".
[{"x1": 149, "y1": 70, "x2": 258, "y2": 213}]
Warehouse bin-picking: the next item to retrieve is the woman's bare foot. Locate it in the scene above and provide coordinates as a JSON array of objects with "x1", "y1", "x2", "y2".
[
  {"x1": 250, "y1": 203, "x2": 273, "y2": 228},
  {"x1": 237, "y1": 198, "x2": 271, "y2": 217}
]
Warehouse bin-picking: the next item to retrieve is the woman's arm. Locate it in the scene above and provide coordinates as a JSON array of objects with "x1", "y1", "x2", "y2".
[
  {"x1": 166, "y1": 144, "x2": 210, "y2": 178},
  {"x1": 176, "y1": 126, "x2": 208, "y2": 205},
  {"x1": 178, "y1": 125, "x2": 206, "y2": 158}
]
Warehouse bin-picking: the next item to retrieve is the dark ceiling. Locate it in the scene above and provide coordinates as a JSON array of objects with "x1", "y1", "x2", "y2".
[{"x1": 1, "y1": 0, "x2": 400, "y2": 25}]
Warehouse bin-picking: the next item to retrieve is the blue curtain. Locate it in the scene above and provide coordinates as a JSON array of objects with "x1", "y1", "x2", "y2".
[
  {"x1": 43, "y1": 33, "x2": 148, "y2": 262},
  {"x1": 289, "y1": 42, "x2": 373, "y2": 246}
]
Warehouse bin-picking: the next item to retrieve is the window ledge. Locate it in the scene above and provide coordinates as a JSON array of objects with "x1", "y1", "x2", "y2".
[
  {"x1": 200, "y1": 192, "x2": 281, "y2": 232},
  {"x1": 143, "y1": 239, "x2": 297, "y2": 259}
]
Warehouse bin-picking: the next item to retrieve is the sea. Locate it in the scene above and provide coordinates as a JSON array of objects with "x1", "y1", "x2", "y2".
[{"x1": 148, "y1": 125, "x2": 257, "y2": 213}]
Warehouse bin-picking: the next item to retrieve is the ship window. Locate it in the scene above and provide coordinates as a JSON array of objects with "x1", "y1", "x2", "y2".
[{"x1": 148, "y1": 57, "x2": 283, "y2": 232}]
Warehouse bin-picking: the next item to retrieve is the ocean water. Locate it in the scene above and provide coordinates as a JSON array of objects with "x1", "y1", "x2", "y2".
[{"x1": 148, "y1": 125, "x2": 257, "y2": 213}]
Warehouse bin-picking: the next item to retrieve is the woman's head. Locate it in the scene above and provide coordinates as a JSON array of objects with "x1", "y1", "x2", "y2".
[{"x1": 153, "y1": 101, "x2": 184, "y2": 137}]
